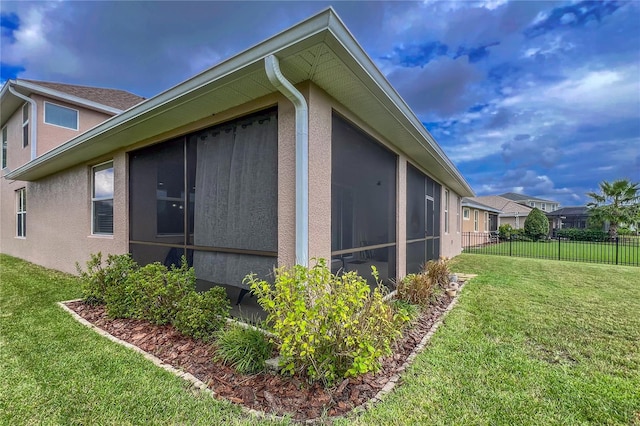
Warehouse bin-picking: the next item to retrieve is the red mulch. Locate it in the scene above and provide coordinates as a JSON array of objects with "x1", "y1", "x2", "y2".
[{"x1": 64, "y1": 292, "x2": 455, "y2": 422}]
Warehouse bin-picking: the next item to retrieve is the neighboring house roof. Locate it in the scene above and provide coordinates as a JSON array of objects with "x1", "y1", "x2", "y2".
[
  {"x1": 471, "y1": 196, "x2": 532, "y2": 216},
  {"x1": 461, "y1": 198, "x2": 503, "y2": 214},
  {"x1": 499, "y1": 192, "x2": 557, "y2": 204},
  {"x1": 0, "y1": 79, "x2": 145, "y2": 127},
  {"x1": 4, "y1": 8, "x2": 474, "y2": 198},
  {"x1": 545, "y1": 206, "x2": 589, "y2": 217},
  {"x1": 22, "y1": 79, "x2": 145, "y2": 111}
]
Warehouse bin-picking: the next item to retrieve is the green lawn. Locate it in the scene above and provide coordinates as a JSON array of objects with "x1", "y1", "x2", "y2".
[
  {"x1": 465, "y1": 238, "x2": 639, "y2": 266},
  {"x1": 2, "y1": 254, "x2": 639, "y2": 425}
]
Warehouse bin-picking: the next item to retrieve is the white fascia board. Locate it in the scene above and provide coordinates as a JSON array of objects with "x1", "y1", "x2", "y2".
[{"x1": 14, "y1": 80, "x2": 123, "y2": 115}]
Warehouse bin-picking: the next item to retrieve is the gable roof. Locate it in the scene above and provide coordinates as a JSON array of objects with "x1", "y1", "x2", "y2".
[
  {"x1": 5, "y1": 8, "x2": 473, "y2": 198},
  {"x1": 499, "y1": 192, "x2": 557, "y2": 204},
  {"x1": 461, "y1": 197, "x2": 503, "y2": 214},
  {"x1": 471, "y1": 196, "x2": 533, "y2": 216},
  {"x1": 22, "y1": 79, "x2": 145, "y2": 110}
]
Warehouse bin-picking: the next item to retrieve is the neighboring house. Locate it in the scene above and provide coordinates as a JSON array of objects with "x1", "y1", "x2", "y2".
[
  {"x1": 546, "y1": 206, "x2": 590, "y2": 235},
  {"x1": 461, "y1": 198, "x2": 501, "y2": 233},
  {"x1": 499, "y1": 192, "x2": 560, "y2": 212},
  {"x1": 0, "y1": 8, "x2": 473, "y2": 297},
  {"x1": 471, "y1": 196, "x2": 532, "y2": 229}
]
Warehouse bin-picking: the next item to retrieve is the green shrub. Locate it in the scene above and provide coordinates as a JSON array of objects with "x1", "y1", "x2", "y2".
[
  {"x1": 524, "y1": 208, "x2": 549, "y2": 240},
  {"x1": 173, "y1": 287, "x2": 230, "y2": 341},
  {"x1": 397, "y1": 273, "x2": 435, "y2": 306},
  {"x1": 556, "y1": 228, "x2": 608, "y2": 241},
  {"x1": 215, "y1": 324, "x2": 274, "y2": 374},
  {"x1": 391, "y1": 299, "x2": 421, "y2": 323},
  {"x1": 498, "y1": 224, "x2": 514, "y2": 239},
  {"x1": 425, "y1": 256, "x2": 450, "y2": 288},
  {"x1": 246, "y1": 259, "x2": 405, "y2": 385},
  {"x1": 76, "y1": 252, "x2": 138, "y2": 306}
]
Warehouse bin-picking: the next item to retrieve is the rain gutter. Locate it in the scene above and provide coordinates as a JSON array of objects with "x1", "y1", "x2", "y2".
[{"x1": 264, "y1": 54, "x2": 309, "y2": 267}]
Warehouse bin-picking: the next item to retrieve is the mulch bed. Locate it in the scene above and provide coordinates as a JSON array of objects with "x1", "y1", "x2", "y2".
[{"x1": 64, "y1": 291, "x2": 457, "y2": 422}]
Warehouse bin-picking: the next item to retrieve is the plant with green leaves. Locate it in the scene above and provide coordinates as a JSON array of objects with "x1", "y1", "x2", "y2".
[
  {"x1": 76, "y1": 252, "x2": 138, "y2": 306},
  {"x1": 215, "y1": 324, "x2": 274, "y2": 374},
  {"x1": 424, "y1": 256, "x2": 450, "y2": 288},
  {"x1": 246, "y1": 259, "x2": 405, "y2": 385},
  {"x1": 173, "y1": 287, "x2": 230, "y2": 341},
  {"x1": 397, "y1": 273, "x2": 435, "y2": 306},
  {"x1": 524, "y1": 207, "x2": 549, "y2": 240},
  {"x1": 587, "y1": 178, "x2": 640, "y2": 238}
]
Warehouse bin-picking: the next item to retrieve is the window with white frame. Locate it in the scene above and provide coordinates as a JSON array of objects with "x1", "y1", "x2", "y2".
[
  {"x1": 16, "y1": 188, "x2": 26, "y2": 237},
  {"x1": 463, "y1": 207, "x2": 470, "y2": 220},
  {"x1": 92, "y1": 161, "x2": 114, "y2": 235},
  {"x1": 474, "y1": 210, "x2": 479, "y2": 231},
  {"x1": 22, "y1": 103, "x2": 29, "y2": 147},
  {"x1": 44, "y1": 102, "x2": 79, "y2": 130},
  {"x1": 484, "y1": 211, "x2": 489, "y2": 232},
  {"x1": 456, "y1": 197, "x2": 461, "y2": 232},
  {"x1": 1, "y1": 126, "x2": 7, "y2": 169},
  {"x1": 541, "y1": 203, "x2": 546, "y2": 211},
  {"x1": 444, "y1": 189, "x2": 450, "y2": 233}
]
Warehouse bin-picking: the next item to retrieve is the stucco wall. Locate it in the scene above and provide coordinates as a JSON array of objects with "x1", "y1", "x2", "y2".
[
  {"x1": 1, "y1": 104, "x2": 30, "y2": 172},
  {"x1": 0, "y1": 153, "x2": 128, "y2": 274},
  {"x1": 441, "y1": 190, "x2": 463, "y2": 259},
  {"x1": 462, "y1": 207, "x2": 492, "y2": 233},
  {"x1": 33, "y1": 94, "x2": 113, "y2": 156}
]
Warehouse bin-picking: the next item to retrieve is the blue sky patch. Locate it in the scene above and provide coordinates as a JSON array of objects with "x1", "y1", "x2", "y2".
[
  {"x1": 0, "y1": 63, "x2": 25, "y2": 80},
  {"x1": 1, "y1": 12, "x2": 20, "y2": 43}
]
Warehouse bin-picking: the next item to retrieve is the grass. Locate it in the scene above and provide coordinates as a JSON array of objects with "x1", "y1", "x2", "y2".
[
  {"x1": 2, "y1": 253, "x2": 639, "y2": 424},
  {"x1": 465, "y1": 238, "x2": 639, "y2": 266}
]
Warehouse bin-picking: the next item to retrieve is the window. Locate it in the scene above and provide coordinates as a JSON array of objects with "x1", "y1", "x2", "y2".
[
  {"x1": 92, "y1": 161, "x2": 114, "y2": 234},
  {"x1": 444, "y1": 189, "x2": 450, "y2": 233},
  {"x1": 541, "y1": 203, "x2": 546, "y2": 211},
  {"x1": 44, "y1": 102, "x2": 79, "y2": 130},
  {"x1": 16, "y1": 188, "x2": 26, "y2": 237},
  {"x1": 529, "y1": 201, "x2": 534, "y2": 207},
  {"x1": 474, "y1": 210, "x2": 479, "y2": 232},
  {"x1": 463, "y1": 208, "x2": 470, "y2": 220},
  {"x1": 22, "y1": 103, "x2": 29, "y2": 147},
  {"x1": 484, "y1": 212, "x2": 489, "y2": 232},
  {"x1": 1, "y1": 126, "x2": 7, "y2": 169}
]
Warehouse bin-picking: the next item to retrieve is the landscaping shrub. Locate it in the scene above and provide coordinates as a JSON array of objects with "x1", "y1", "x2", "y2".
[
  {"x1": 76, "y1": 252, "x2": 138, "y2": 306},
  {"x1": 397, "y1": 273, "x2": 435, "y2": 306},
  {"x1": 173, "y1": 287, "x2": 230, "y2": 341},
  {"x1": 215, "y1": 324, "x2": 274, "y2": 374},
  {"x1": 424, "y1": 256, "x2": 450, "y2": 288},
  {"x1": 524, "y1": 207, "x2": 549, "y2": 240},
  {"x1": 556, "y1": 228, "x2": 609, "y2": 241},
  {"x1": 391, "y1": 299, "x2": 421, "y2": 323},
  {"x1": 498, "y1": 224, "x2": 514, "y2": 239},
  {"x1": 127, "y1": 260, "x2": 194, "y2": 325},
  {"x1": 246, "y1": 259, "x2": 405, "y2": 385}
]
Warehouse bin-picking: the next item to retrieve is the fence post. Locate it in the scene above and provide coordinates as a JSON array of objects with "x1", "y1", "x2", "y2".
[
  {"x1": 558, "y1": 236, "x2": 561, "y2": 261},
  {"x1": 615, "y1": 237, "x2": 619, "y2": 265},
  {"x1": 509, "y1": 236, "x2": 512, "y2": 257}
]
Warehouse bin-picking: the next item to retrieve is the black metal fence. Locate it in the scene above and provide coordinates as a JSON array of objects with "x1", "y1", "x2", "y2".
[{"x1": 462, "y1": 232, "x2": 640, "y2": 267}]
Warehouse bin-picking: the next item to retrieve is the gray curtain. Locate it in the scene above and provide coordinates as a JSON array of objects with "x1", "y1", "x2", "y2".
[{"x1": 193, "y1": 114, "x2": 277, "y2": 288}]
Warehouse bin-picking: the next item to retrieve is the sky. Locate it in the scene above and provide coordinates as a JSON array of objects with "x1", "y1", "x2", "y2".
[{"x1": 1, "y1": 1, "x2": 638, "y2": 206}]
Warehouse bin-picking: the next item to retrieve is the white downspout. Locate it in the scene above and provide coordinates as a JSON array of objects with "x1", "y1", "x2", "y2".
[
  {"x1": 8, "y1": 83, "x2": 38, "y2": 160},
  {"x1": 264, "y1": 55, "x2": 309, "y2": 267}
]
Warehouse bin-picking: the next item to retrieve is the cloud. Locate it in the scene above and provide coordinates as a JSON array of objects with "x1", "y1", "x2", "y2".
[{"x1": 525, "y1": 0, "x2": 622, "y2": 38}]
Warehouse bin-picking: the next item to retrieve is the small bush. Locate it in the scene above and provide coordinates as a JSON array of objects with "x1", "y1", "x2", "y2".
[
  {"x1": 246, "y1": 259, "x2": 405, "y2": 385},
  {"x1": 76, "y1": 252, "x2": 138, "y2": 306},
  {"x1": 126, "y1": 260, "x2": 195, "y2": 325},
  {"x1": 556, "y1": 228, "x2": 608, "y2": 241},
  {"x1": 215, "y1": 324, "x2": 274, "y2": 374},
  {"x1": 397, "y1": 273, "x2": 435, "y2": 306},
  {"x1": 425, "y1": 256, "x2": 450, "y2": 288},
  {"x1": 498, "y1": 224, "x2": 514, "y2": 239},
  {"x1": 174, "y1": 287, "x2": 231, "y2": 341},
  {"x1": 391, "y1": 299, "x2": 421, "y2": 323},
  {"x1": 524, "y1": 207, "x2": 549, "y2": 240}
]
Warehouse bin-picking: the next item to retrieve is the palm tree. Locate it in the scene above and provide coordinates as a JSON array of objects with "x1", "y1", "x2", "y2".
[{"x1": 586, "y1": 179, "x2": 640, "y2": 238}]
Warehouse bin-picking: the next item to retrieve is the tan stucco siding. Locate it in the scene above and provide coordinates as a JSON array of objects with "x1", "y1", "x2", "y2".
[
  {"x1": 0, "y1": 153, "x2": 128, "y2": 274},
  {"x1": 1, "y1": 105, "x2": 31, "y2": 172},
  {"x1": 441, "y1": 190, "x2": 462, "y2": 258},
  {"x1": 33, "y1": 94, "x2": 112, "y2": 156},
  {"x1": 462, "y1": 207, "x2": 492, "y2": 234}
]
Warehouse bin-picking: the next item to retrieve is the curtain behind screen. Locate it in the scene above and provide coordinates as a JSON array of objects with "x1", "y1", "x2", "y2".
[{"x1": 192, "y1": 113, "x2": 277, "y2": 288}]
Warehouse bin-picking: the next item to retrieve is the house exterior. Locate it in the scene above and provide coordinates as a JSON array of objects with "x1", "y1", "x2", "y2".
[
  {"x1": 499, "y1": 192, "x2": 560, "y2": 213},
  {"x1": 0, "y1": 8, "x2": 473, "y2": 293},
  {"x1": 546, "y1": 206, "x2": 590, "y2": 236},
  {"x1": 471, "y1": 195, "x2": 532, "y2": 229},
  {"x1": 461, "y1": 198, "x2": 501, "y2": 233}
]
